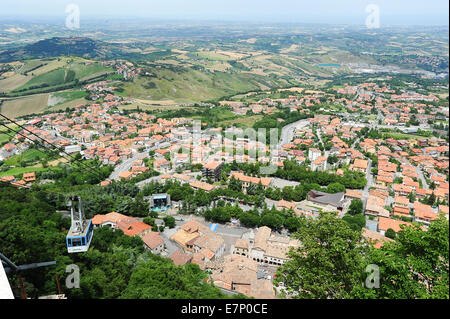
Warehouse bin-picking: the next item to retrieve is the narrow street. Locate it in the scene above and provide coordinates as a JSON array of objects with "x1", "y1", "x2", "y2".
[
  {"x1": 277, "y1": 119, "x2": 309, "y2": 148},
  {"x1": 362, "y1": 158, "x2": 373, "y2": 210},
  {"x1": 108, "y1": 151, "x2": 148, "y2": 181},
  {"x1": 416, "y1": 165, "x2": 429, "y2": 190}
]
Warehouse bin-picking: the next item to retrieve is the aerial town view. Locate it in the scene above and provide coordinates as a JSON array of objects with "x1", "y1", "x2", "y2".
[{"x1": 0, "y1": 0, "x2": 448, "y2": 308}]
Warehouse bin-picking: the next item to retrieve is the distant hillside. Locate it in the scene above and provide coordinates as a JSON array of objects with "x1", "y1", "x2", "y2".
[{"x1": 0, "y1": 37, "x2": 114, "y2": 62}]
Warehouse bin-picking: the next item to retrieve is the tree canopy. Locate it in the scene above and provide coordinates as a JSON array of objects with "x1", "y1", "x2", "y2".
[{"x1": 275, "y1": 211, "x2": 449, "y2": 299}]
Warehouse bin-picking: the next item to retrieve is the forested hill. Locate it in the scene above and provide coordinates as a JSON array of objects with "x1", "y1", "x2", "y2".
[
  {"x1": 0, "y1": 183, "x2": 243, "y2": 299},
  {"x1": 0, "y1": 37, "x2": 113, "y2": 62}
]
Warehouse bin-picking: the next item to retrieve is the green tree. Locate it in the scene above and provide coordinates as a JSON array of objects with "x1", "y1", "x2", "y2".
[
  {"x1": 385, "y1": 228, "x2": 396, "y2": 239},
  {"x1": 260, "y1": 213, "x2": 284, "y2": 231},
  {"x1": 120, "y1": 256, "x2": 228, "y2": 299},
  {"x1": 353, "y1": 215, "x2": 449, "y2": 298},
  {"x1": 239, "y1": 211, "x2": 260, "y2": 228},
  {"x1": 348, "y1": 199, "x2": 364, "y2": 215},
  {"x1": 284, "y1": 216, "x2": 301, "y2": 233},
  {"x1": 275, "y1": 212, "x2": 367, "y2": 299},
  {"x1": 163, "y1": 216, "x2": 176, "y2": 229},
  {"x1": 228, "y1": 177, "x2": 242, "y2": 192},
  {"x1": 326, "y1": 182, "x2": 345, "y2": 194},
  {"x1": 342, "y1": 213, "x2": 366, "y2": 231},
  {"x1": 407, "y1": 192, "x2": 416, "y2": 203},
  {"x1": 143, "y1": 217, "x2": 156, "y2": 229}
]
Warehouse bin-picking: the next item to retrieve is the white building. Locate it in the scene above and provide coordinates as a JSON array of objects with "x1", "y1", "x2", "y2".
[
  {"x1": 64, "y1": 145, "x2": 82, "y2": 154},
  {"x1": 308, "y1": 148, "x2": 322, "y2": 162}
]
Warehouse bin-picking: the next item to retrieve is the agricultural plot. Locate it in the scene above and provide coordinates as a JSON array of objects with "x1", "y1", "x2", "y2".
[
  {"x1": 14, "y1": 68, "x2": 66, "y2": 92},
  {"x1": 0, "y1": 73, "x2": 32, "y2": 92},
  {"x1": 2, "y1": 148, "x2": 49, "y2": 166},
  {"x1": 48, "y1": 90, "x2": 88, "y2": 107},
  {"x1": 70, "y1": 62, "x2": 113, "y2": 81},
  {"x1": 4, "y1": 57, "x2": 112, "y2": 95},
  {"x1": 0, "y1": 123, "x2": 18, "y2": 145},
  {"x1": 121, "y1": 67, "x2": 287, "y2": 103},
  {"x1": 0, "y1": 166, "x2": 50, "y2": 178},
  {"x1": 0, "y1": 93, "x2": 50, "y2": 117}
]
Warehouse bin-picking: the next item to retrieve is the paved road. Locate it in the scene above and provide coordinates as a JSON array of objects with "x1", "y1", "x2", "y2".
[
  {"x1": 160, "y1": 227, "x2": 182, "y2": 256},
  {"x1": 137, "y1": 171, "x2": 203, "y2": 188},
  {"x1": 416, "y1": 165, "x2": 429, "y2": 190},
  {"x1": 277, "y1": 119, "x2": 309, "y2": 148},
  {"x1": 271, "y1": 177, "x2": 300, "y2": 189},
  {"x1": 109, "y1": 151, "x2": 148, "y2": 181},
  {"x1": 351, "y1": 137, "x2": 360, "y2": 149},
  {"x1": 362, "y1": 158, "x2": 373, "y2": 210},
  {"x1": 136, "y1": 175, "x2": 164, "y2": 188}
]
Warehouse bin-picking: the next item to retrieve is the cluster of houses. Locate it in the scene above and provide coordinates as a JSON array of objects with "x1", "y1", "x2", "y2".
[
  {"x1": 0, "y1": 76, "x2": 448, "y2": 254},
  {"x1": 0, "y1": 172, "x2": 35, "y2": 188},
  {"x1": 362, "y1": 135, "x2": 449, "y2": 227},
  {"x1": 221, "y1": 90, "x2": 331, "y2": 116},
  {"x1": 91, "y1": 212, "x2": 165, "y2": 254},
  {"x1": 168, "y1": 219, "x2": 300, "y2": 298},
  {"x1": 279, "y1": 114, "x2": 366, "y2": 173},
  {"x1": 90, "y1": 210, "x2": 297, "y2": 299},
  {"x1": 232, "y1": 226, "x2": 300, "y2": 266},
  {"x1": 334, "y1": 81, "x2": 444, "y2": 125},
  {"x1": 102, "y1": 60, "x2": 143, "y2": 80}
]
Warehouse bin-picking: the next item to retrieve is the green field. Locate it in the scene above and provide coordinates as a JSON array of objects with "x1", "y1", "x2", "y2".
[
  {"x1": 3, "y1": 148, "x2": 49, "y2": 166},
  {"x1": 0, "y1": 133, "x2": 11, "y2": 145},
  {"x1": 0, "y1": 148, "x2": 63, "y2": 178},
  {"x1": 382, "y1": 132, "x2": 431, "y2": 140},
  {"x1": 194, "y1": 51, "x2": 234, "y2": 62},
  {"x1": 0, "y1": 166, "x2": 48, "y2": 178},
  {"x1": 10, "y1": 58, "x2": 112, "y2": 94},
  {"x1": 121, "y1": 66, "x2": 291, "y2": 103},
  {"x1": 0, "y1": 94, "x2": 50, "y2": 118},
  {"x1": 0, "y1": 124, "x2": 16, "y2": 145},
  {"x1": 15, "y1": 68, "x2": 67, "y2": 91},
  {"x1": 53, "y1": 90, "x2": 88, "y2": 100},
  {"x1": 70, "y1": 63, "x2": 112, "y2": 79},
  {"x1": 191, "y1": 107, "x2": 238, "y2": 122},
  {"x1": 221, "y1": 114, "x2": 264, "y2": 128},
  {"x1": 48, "y1": 90, "x2": 89, "y2": 108},
  {"x1": 20, "y1": 60, "x2": 46, "y2": 74}
]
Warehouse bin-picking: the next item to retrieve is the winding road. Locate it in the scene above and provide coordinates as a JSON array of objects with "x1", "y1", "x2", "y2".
[
  {"x1": 108, "y1": 151, "x2": 148, "y2": 181},
  {"x1": 276, "y1": 118, "x2": 310, "y2": 148}
]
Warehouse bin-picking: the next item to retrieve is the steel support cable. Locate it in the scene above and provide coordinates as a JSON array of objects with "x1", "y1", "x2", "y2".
[{"x1": 0, "y1": 115, "x2": 106, "y2": 181}]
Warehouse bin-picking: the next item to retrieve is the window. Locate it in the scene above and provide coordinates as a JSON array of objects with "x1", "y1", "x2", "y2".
[{"x1": 71, "y1": 238, "x2": 82, "y2": 247}]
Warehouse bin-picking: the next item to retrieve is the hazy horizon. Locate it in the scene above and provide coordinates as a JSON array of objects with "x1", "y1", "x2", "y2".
[{"x1": 0, "y1": 0, "x2": 448, "y2": 26}]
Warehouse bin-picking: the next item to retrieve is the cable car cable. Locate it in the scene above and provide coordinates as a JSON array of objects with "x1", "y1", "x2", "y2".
[
  {"x1": 0, "y1": 117, "x2": 106, "y2": 181},
  {"x1": 0, "y1": 114, "x2": 106, "y2": 179}
]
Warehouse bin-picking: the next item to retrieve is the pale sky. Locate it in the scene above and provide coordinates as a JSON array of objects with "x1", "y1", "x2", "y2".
[{"x1": 1, "y1": 0, "x2": 448, "y2": 25}]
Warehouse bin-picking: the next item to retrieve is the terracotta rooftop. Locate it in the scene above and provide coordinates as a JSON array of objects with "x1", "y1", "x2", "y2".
[
  {"x1": 378, "y1": 217, "x2": 413, "y2": 233},
  {"x1": 142, "y1": 231, "x2": 164, "y2": 249},
  {"x1": 169, "y1": 250, "x2": 193, "y2": 266}
]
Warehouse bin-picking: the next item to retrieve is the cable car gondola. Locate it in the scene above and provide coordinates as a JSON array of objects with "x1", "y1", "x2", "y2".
[{"x1": 66, "y1": 196, "x2": 93, "y2": 253}]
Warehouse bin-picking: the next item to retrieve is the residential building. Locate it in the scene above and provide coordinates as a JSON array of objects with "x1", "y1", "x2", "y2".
[{"x1": 202, "y1": 161, "x2": 223, "y2": 182}]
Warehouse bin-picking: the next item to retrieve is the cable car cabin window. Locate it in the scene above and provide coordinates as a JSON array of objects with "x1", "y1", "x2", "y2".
[
  {"x1": 87, "y1": 223, "x2": 93, "y2": 241},
  {"x1": 69, "y1": 238, "x2": 83, "y2": 247}
]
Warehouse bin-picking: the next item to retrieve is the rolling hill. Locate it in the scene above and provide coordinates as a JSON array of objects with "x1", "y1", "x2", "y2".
[{"x1": 0, "y1": 37, "x2": 117, "y2": 62}]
